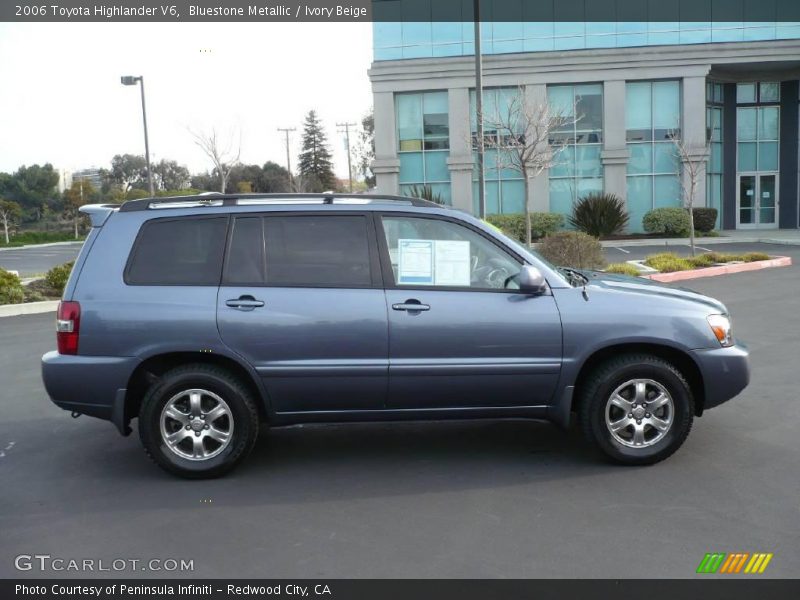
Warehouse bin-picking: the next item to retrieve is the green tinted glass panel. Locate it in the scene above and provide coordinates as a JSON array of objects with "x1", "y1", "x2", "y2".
[
  {"x1": 738, "y1": 142, "x2": 757, "y2": 171},
  {"x1": 737, "y1": 83, "x2": 756, "y2": 103},
  {"x1": 759, "y1": 107, "x2": 779, "y2": 140},
  {"x1": 399, "y1": 152, "x2": 424, "y2": 183},
  {"x1": 548, "y1": 179, "x2": 575, "y2": 218},
  {"x1": 627, "y1": 144, "x2": 652, "y2": 175},
  {"x1": 654, "y1": 143, "x2": 679, "y2": 174},
  {"x1": 654, "y1": 175, "x2": 681, "y2": 208},
  {"x1": 737, "y1": 108, "x2": 757, "y2": 141},
  {"x1": 758, "y1": 142, "x2": 778, "y2": 171},
  {"x1": 424, "y1": 151, "x2": 449, "y2": 182},
  {"x1": 626, "y1": 176, "x2": 653, "y2": 233},
  {"x1": 500, "y1": 179, "x2": 525, "y2": 214}
]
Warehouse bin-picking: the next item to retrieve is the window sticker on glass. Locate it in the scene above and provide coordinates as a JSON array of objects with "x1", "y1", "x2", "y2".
[
  {"x1": 398, "y1": 239, "x2": 434, "y2": 284},
  {"x1": 433, "y1": 240, "x2": 470, "y2": 286}
]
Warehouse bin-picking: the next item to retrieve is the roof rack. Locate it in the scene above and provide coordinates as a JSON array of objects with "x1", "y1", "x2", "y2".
[{"x1": 118, "y1": 193, "x2": 441, "y2": 212}]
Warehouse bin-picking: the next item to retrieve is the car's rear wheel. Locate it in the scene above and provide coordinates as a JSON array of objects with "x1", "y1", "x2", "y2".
[
  {"x1": 578, "y1": 354, "x2": 694, "y2": 465},
  {"x1": 138, "y1": 364, "x2": 259, "y2": 478}
]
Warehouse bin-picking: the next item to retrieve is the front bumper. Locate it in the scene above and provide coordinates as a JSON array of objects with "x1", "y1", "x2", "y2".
[
  {"x1": 41, "y1": 351, "x2": 140, "y2": 434},
  {"x1": 690, "y1": 342, "x2": 750, "y2": 411}
]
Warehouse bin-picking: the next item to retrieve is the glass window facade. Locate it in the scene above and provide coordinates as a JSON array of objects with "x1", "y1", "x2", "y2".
[
  {"x1": 626, "y1": 81, "x2": 682, "y2": 232},
  {"x1": 396, "y1": 91, "x2": 452, "y2": 203},
  {"x1": 547, "y1": 84, "x2": 604, "y2": 219},
  {"x1": 737, "y1": 82, "x2": 780, "y2": 173},
  {"x1": 373, "y1": 7, "x2": 800, "y2": 61},
  {"x1": 706, "y1": 82, "x2": 724, "y2": 229}
]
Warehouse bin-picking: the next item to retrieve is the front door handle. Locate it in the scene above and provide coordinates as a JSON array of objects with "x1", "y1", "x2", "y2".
[
  {"x1": 226, "y1": 295, "x2": 265, "y2": 310},
  {"x1": 392, "y1": 299, "x2": 430, "y2": 312}
]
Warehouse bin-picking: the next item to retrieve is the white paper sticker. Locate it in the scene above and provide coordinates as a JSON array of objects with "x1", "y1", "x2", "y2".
[
  {"x1": 763, "y1": 192, "x2": 770, "y2": 198},
  {"x1": 746, "y1": 190, "x2": 754, "y2": 196},
  {"x1": 434, "y1": 240, "x2": 471, "y2": 286},
  {"x1": 398, "y1": 239, "x2": 434, "y2": 285}
]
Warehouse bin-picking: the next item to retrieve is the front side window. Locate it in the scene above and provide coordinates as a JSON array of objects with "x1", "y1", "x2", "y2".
[
  {"x1": 126, "y1": 216, "x2": 227, "y2": 285},
  {"x1": 380, "y1": 216, "x2": 522, "y2": 291},
  {"x1": 223, "y1": 215, "x2": 374, "y2": 288}
]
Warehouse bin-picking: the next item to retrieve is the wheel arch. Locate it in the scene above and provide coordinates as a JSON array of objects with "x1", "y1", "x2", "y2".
[
  {"x1": 124, "y1": 352, "x2": 269, "y2": 425},
  {"x1": 571, "y1": 343, "x2": 706, "y2": 417}
]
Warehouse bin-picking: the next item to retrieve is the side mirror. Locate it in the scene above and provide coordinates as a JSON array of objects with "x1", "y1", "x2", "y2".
[{"x1": 518, "y1": 265, "x2": 547, "y2": 294}]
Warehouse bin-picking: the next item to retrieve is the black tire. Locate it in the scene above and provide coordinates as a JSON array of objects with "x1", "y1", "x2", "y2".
[
  {"x1": 577, "y1": 354, "x2": 694, "y2": 465},
  {"x1": 138, "y1": 364, "x2": 259, "y2": 478}
]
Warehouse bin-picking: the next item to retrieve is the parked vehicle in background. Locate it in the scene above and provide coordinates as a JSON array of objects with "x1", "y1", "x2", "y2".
[{"x1": 41, "y1": 194, "x2": 750, "y2": 478}]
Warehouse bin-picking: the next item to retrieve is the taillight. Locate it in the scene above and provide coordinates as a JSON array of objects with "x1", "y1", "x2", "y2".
[{"x1": 56, "y1": 301, "x2": 81, "y2": 355}]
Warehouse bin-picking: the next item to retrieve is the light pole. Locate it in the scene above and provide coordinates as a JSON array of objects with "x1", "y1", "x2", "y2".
[
  {"x1": 474, "y1": 0, "x2": 486, "y2": 219},
  {"x1": 120, "y1": 75, "x2": 155, "y2": 197}
]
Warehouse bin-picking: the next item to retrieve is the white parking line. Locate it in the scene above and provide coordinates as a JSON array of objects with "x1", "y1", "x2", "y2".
[
  {"x1": 695, "y1": 246, "x2": 713, "y2": 252},
  {"x1": 613, "y1": 247, "x2": 630, "y2": 254}
]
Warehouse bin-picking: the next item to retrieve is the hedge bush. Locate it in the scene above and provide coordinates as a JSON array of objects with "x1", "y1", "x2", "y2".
[
  {"x1": 569, "y1": 193, "x2": 629, "y2": 238},
  {"x1": 538, "y1": 231, "x2": 606, "y2": 270},
  {"x1": 486, "y1": 212, "x2": 564, "y2": 243},
  {"x1": 643, "y1": 253, "x2": 693, "y2": 273},
  {"x1": 0, "y1": 268, "x2": 24, "y2": 304},
  {"x1": 604, "y1": 263, "x2": 640, "y2": 276},
  {"x1": 642, "y1": 207, "x2": 691, "y2": 237},
  {"x1": 45, "y1": 261, "x2": 74, "y2": 295},
  {"x1": 692, "y1": 207, "x2": 718, "y2": 233}
]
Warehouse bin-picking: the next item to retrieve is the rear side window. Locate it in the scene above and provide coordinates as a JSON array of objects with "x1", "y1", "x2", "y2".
[
  {"x1": 126, "y1": 217, "x2": 228, "y2": 285},
  {"x1": 222, "y1": 215, "x2": 374, "y2": 287}
]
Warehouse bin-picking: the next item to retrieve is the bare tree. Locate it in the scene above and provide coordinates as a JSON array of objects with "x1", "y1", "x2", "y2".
[
  {"x1": 0, "y1": 199, "x2": 22, "y2": 244},
  {"x1": 479, "y1": 86, "x2": 577, "y2": 246},
  {"x1": 671, "y1": 130, "x2": 711, "y2": 256},
  {"x1": 189, "y1": 127, "x2": 241, "y2": 193}
]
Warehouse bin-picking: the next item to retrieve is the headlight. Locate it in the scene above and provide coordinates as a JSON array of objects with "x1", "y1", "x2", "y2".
[{"x1": 707, "y1": 314, "x2": 733, "y2": 347}]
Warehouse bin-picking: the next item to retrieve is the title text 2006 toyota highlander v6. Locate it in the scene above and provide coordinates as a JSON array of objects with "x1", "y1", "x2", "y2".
[{"x1": 41, "y1": 194, "x2": 750, "y2": 478}]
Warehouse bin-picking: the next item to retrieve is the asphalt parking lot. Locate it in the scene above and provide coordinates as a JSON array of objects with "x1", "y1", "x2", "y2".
[
  {"x1": 602, "y1": 240, "x2": 792, "y2": 263},
  {"x1": 0, "y1": 242, "x2": 82, "y2": 277},
  {"x1": 1, "y1": 246, "x2": 799, "y2": 579}
]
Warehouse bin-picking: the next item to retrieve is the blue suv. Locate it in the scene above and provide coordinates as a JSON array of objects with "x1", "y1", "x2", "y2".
[{"x1": 41, "y1": 194, "x2": 750, "y2": 478}]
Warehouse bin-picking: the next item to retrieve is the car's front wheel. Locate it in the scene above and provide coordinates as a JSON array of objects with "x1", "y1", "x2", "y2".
[
  {"x1": 578, "y1": 354, "x2": 694, "y2": 465},
  {"x1": 138, "y1": 364, "x2": 259, "y2": 478}
]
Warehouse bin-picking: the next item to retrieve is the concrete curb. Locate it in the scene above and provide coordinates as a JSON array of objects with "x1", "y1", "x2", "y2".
[
  {"x1": 0, "y1": 241, "x2": 84, "y2": 252},
  {"x1": 644, "y1": 256, "x2": 792, "y2": 283},
  {"x1": 0, "y1": 300, "x2": 59, "y2": 318}
]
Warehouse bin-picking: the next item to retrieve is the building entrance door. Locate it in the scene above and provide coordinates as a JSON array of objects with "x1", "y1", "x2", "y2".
[{"x1": 737, "y1": 173, "x2": 778, "y2": 229}]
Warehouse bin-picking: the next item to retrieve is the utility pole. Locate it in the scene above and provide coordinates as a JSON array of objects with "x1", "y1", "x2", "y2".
[
  {"x1": 474, "y1": 0, "x2": 486, "y2": 219},
  {"x1": 277, "y1": 127, "x2": 296, "y2": 185},
  {"x1": 337, "y1": 122, "x2": 356, "y2": 193}
]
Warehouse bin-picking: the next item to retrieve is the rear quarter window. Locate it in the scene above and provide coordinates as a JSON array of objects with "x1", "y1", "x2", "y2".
[{"x1": 125, "y1": 216, "x2": 228, "y2": 285}]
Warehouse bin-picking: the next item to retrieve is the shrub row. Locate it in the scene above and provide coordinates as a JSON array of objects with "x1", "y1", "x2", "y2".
[
  {"x1": 486, "y1": 213, "x2": 564, "y2": 242},
  {"x1": 644, "y1": 251, "x2": 772, "y2": 273}
]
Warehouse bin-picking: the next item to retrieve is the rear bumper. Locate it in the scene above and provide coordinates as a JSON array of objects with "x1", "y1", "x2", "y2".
[
  {"x1": 41, "y1": 351, "x2": 139, "y2": 434},
  {"x1": 691, "y1": 342, "x2": 750, "y2": 411}
]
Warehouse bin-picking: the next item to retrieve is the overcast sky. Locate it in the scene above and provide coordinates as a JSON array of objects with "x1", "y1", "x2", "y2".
[{"x1": 0, "y1": 22, "x2": 374, "y2": 178}]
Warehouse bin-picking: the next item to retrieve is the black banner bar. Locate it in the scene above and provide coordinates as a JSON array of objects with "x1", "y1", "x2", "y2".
[
  {"x1": 4, "y1": 579, "x2": 800, "y2": 600},
  {"x1": 3, "y1": 0, "x2": 800, "y2": 23}
]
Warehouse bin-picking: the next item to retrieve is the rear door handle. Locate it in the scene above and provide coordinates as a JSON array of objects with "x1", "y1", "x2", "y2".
[
  {"x1": 392, "y1": 300, "x2": 430, "y2": 312},
  {"x1": 226, "y1": 296, "x2": 265, "y2": 310}
]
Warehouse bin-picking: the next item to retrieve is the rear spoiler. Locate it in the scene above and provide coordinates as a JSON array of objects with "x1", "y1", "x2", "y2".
[{"x1": 79, "y1": 204, "x2": 119, "y2": 227}]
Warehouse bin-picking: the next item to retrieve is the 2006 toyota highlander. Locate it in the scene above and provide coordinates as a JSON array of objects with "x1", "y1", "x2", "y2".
[{"x1": 41, "y1": 194, "x2": 750, "y2": 478}]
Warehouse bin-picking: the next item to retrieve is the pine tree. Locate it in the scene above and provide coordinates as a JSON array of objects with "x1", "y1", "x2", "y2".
[{"x1": 298, "y1": 110, "x2": 336, "y2": 192}]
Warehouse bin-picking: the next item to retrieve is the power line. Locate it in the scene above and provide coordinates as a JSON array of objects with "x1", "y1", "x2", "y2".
[{"x1": 337, "y1": 121, "x2": 357, "y2": 193}]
